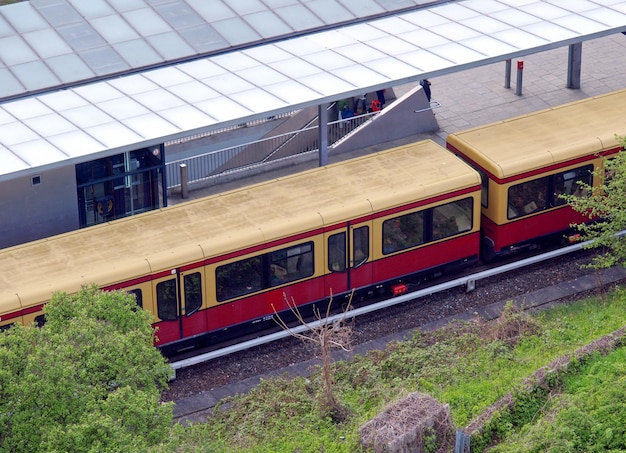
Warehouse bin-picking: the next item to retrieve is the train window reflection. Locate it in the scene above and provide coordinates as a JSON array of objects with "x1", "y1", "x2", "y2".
[
  {"x1": 353, "y1": 226, "x2": 369, "y2": 267},
  {"x1": 552, "y1": 165, "x2": 593, "y2": 207},
  {"x1": 270, "y1": 242, "x2": 314, "y2": 287},
  {"x1": 508, "y1": 177, "x2": 549, "y2": 219},
  {"x1": 216, "y1": 257, "x2": 262, "y2": 302},
  {"x1": 383, "y1": 211, "x2": 424, "y2": 254},
  {"x1": 383, "y1": 198, "x2": 473, "y2": 254},
  {"x1": 184, "y1": 272, "x2": 202, "y2": 316},
  {"x1": 432, "y1": 198, "x2": 473, "y2": 241},
  {"x1": 328, "y1": 233, "x2": 346, "y2": 272},
  {"x1": 156, "y1": 279, "x2": 177, "y2": 320}
]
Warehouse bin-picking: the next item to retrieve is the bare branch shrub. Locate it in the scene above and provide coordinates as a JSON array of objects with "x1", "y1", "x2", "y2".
[{"x1": 272, "y1": 291, "x2": 354, "y2": 421}]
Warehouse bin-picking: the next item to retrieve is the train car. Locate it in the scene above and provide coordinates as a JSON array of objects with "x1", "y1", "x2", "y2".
[
  {"x1": 447, "y1": 89, "x2": 626, "y2": 261},
  {"x1": 0, "y1": 140, "x2": 481, "y2": 354}
]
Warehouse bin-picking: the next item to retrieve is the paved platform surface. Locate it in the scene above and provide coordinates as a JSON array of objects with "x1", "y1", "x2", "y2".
[{"x1": 171, "y1": 33, "x2": 626, "y2": 422}]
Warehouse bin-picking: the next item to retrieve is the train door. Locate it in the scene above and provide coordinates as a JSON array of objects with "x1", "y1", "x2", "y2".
[
  {"x1": 152, "y1": 268, "x2": 207, "y2": 346},
  {"x1": 153, "y1": 273, "x2": 179, "y2": 346},
  {"x1": 349, "y1": 222, "x2": 372, "y2": 289},
  {"x1": 179, "y1": 269, "x2": 207, "y2": 338},
  {"x1": 324, "y1": 221, "x2": 372, "y2": 296}
]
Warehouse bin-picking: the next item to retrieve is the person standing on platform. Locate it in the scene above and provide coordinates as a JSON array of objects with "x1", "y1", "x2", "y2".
[
  {"x1": 376, "y1": 89, "x2": 386, "y2": 108},
  {"x1": 355, "y1": 93, "x2": 367, "y2": 114},
  {"x1": 420, "y1": 79, "x2": 432, "y2": 102},
  {"x1": 371, "y1": 98, "x2": 381, "y2": 112}
]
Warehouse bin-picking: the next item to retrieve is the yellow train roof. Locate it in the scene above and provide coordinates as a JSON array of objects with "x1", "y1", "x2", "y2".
[
  {"x1": 446, "y1": 89, "x2": 626, "y2": 180},
  {"x1": 0, "y1": 140, "x2": 480, "y2": 311}
]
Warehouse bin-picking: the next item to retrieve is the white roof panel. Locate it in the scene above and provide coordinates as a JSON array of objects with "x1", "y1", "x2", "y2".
[
  {"x1": 47, "y1": 131, "x2": 104, "y2": 157},
  {"x1": 24, "y1": 114, "x2": 76, "y2": 137},
  {"x1": 0, "y1": 0, "x2": 625, "y2": 181},
  {"x1": 0, "y1": 121, "x2": 39, "y2": 146},
  {"x1": 157, "y1": 105, "x2": 216, "y2": 130},
  {"x1": 59, "y1": 105, "x2": 113, "y2": 129},
  {"x1": 85, "y1": 122, "x2": 144, "y2": 148},
  {"x1": 0, "y1": 146, "x2": 28, "y2": 173},
  {"x1": 10, "y1": 140, "x2": 69, "y2": 165},
  {"x1": 2, "y1": 98, "x2": 52, "y2": 120}
]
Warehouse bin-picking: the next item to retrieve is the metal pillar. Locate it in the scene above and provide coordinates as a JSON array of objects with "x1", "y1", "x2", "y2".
[
  {"x1": 567, "y1": 42, "x2": 582, "y2": 89},
  {"x1": 179, "y1": 164, "x2": 188, "y2": 199},
  {"x1": 515, "y1": 60, "x2": 524, "y2": 96},
  {"x1": 504, "y1": 59, "x2": 511, "y2": 88},
  {"x1": 318, "y1": 103, "x2": 329, "y2": 167}
]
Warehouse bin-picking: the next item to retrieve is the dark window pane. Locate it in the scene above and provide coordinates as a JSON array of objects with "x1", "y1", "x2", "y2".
[
  {"x1": 353, "y1": 226, "x2": 369, "y2": 267},
  {"x1": 432, "y1": 198, "x2": 473, "y2": 240},
  {"x1": 270, "y1": 242, "x2": 314, "y2": 286},
  {"x1": 216, "y1": 256, "x2": 262, "y2": 302},
  {"x1": 328, "y1": 233, "x2": 346, "y2": 272},
  {"x1": 127, "y1": 288, "x2": 143, "y2": 309},
  {"x1": 507, "y1": 177, "x2": 549, "y2": 219},
  {"x1": 184, "y1": 272, "x2": 202, "y2": 316},
  {"x1": 383, "y1": 211, "x2": 423, "y2": 254},
  {"x1": 156, "y1": 279, "x2": 177, "y2": 320}
]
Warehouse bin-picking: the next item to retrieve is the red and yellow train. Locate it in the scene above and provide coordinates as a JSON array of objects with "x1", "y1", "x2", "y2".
[
  {"x1": 1, "y1": 89, "x2": 625, "y2": 354},
  {"x1": 447, "y1": 89, "x2": 626, "y2": 260}
]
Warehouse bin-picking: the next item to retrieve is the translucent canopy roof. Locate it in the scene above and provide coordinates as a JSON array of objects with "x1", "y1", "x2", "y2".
[
  {"x1": 1, "y1": 0, "x2": 626, "y2": 182},
  {"x1": 0, "y1": 0, "x2": 438, "y2": 101}
]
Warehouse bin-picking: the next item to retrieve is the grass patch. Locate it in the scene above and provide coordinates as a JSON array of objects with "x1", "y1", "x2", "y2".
[{"x1": 154, "y1": 287, "x2": 626, "y2": 452}]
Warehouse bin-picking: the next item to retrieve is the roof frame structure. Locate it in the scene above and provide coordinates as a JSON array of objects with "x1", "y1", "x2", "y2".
[{"x1": 1, "y1": 0, "x2": 626, "y2": 183}]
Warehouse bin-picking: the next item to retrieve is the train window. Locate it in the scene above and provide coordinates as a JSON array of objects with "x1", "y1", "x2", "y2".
[
  {"x1": 127, "y1": 289, "x2": 143, "y2": 309},
  {"x1": 0, "y1": 323, "x2": 15, "y2": 333},
  {"x1": 432, "y1": 198, "x2": 473, "y2": 241},
  {"x1": 328, "y1": 233, "x2": 346, "y2": 272},
  {"x1": 551, "y1": 165, "x2": 594, "y2": 207},
  {"x1": 156, "y1": 279, "x2": 177, "y2": 321},
  {"x1": 270, "y1": 242, "x2": 314, "y2": 286},
  {"x1": 184, "y1": 272, "x2": 202, "y2": 316},
  {"x1": 353, "y1": 226, "x2": 369, "y2": 267},
  {"x1": 507, "y1": 177, "x2": 549, "y2": 219},
  {"x1": 383, "y1": 211, "x2": 424, "y2": 254},
  {"x1": 604, "y1": 158, "x2": 617, "y2": 183},
  {"x1": 216, "y1": 256, "x2": 262, "y2": 302}
]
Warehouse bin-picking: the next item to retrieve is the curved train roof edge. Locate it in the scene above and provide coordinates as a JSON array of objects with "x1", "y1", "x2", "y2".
[{"x1": 446, "y1": 88, "x2": 626, "y2": 180}]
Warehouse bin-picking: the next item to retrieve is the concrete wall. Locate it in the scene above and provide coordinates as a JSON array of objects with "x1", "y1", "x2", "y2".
[
  {"x1": 0, "y1": 166, "x2": 79, "y2": 249},
  {"x1": 331, "y1": 85, "x2": 438, "y2": 155}
]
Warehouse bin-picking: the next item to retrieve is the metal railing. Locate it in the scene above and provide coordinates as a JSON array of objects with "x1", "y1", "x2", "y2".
[{"x1": 165, "y1": 110, "x2": 378, "y2": 190}]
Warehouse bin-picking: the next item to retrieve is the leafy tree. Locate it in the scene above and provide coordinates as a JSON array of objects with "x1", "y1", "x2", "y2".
[
  {"x1": 565, "y1": 135, "x2": 626, "y2": 268},
  {"x1": 0, "y1": 285, "x2": 173, "y2": 452}
]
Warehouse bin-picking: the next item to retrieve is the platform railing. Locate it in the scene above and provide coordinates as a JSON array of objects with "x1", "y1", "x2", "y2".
[{"x1": 165, "y1": 110, "x2": 378, "y2": 190}]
